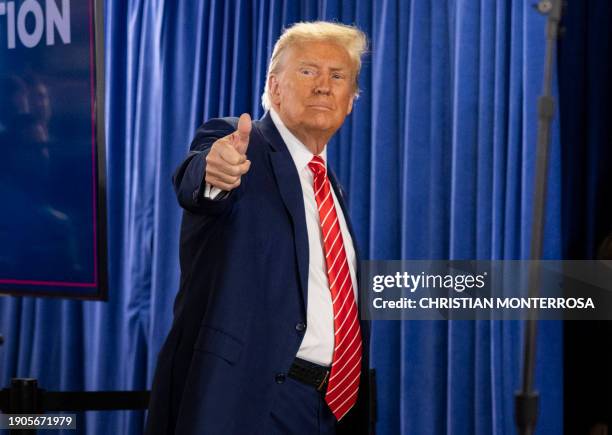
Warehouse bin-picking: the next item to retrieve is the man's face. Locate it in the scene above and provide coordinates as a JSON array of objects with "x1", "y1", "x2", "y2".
[
  {"x1": 30, "y1": 83, "x2": 51, "y2": 124},
  {"x1": 269, "y1": 40, "x2": 356, "y2": 140}
]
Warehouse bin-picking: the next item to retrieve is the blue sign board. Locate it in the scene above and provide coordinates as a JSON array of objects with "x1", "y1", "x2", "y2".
[{"x1": 0, "y1": 0, "x2": 107, "y2": 299}]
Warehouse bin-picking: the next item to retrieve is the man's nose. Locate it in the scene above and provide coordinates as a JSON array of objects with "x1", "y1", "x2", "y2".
[{"x1": 313, "y1": 75, "x2": 331, "y2": 95}]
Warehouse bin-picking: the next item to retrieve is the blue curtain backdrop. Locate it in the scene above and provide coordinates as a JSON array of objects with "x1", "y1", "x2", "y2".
[{"x1": 0, "y1": 1, "x2": 564, "y2": 434}]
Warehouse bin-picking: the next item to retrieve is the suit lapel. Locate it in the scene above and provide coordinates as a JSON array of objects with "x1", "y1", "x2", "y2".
[
  {"x1": 327, "y1": 170, "x2": 371, "y2": 346},
  {"x1": 256, "y1": 113, "x2": 309, "y2": 313},
  {"x1": 327, "y1": 171, "x2": 361, "y2": 265}
]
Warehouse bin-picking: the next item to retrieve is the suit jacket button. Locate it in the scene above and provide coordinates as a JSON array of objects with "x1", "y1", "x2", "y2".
[
  {"x1": 295, "y1": 322, "x2": 306, "y2": 332},
  {"x1": 275, "y1": 373, "x2": 286, "y2": 384}
]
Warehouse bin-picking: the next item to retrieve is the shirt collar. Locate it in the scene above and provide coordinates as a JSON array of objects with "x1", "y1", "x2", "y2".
[{"x1": 269, "y1": 108, "x2": 327, "y2": 173}]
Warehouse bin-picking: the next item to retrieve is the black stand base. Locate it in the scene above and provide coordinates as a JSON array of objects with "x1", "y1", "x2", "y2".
[{"x1": 515, "y1": 391, "x2": 540, "y2": 435}]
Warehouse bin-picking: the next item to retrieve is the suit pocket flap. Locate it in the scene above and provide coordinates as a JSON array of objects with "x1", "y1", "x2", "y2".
[{"x1": 193, "y1": 325, "x2": 243, "y2": 364}]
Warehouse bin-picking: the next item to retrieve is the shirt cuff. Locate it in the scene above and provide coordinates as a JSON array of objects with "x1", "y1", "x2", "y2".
[{"x1": 204, "y1": 183, "x2": 229, "y2": 200}]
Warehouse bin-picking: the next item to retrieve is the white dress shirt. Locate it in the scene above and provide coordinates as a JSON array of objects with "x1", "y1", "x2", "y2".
[{"x1": 205, "y1": 110, "x2": 358, "y2": 366}]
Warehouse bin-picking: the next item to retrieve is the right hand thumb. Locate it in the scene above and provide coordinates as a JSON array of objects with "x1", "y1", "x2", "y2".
[{"x1": 232, "y1": 113, "x2": 251, "y2": 155}]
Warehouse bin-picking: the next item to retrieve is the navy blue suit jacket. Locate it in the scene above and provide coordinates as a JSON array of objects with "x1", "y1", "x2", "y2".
[{"x1": 146, "y1": 113, "x2": 372, "y2": 435}]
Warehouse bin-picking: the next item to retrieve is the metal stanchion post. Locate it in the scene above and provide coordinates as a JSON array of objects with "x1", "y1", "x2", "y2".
[{"x1": 8, "y1": 378, "x2": 41, "y2": 435}]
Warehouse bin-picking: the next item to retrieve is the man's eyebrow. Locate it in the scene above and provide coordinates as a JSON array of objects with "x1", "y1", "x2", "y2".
[
  {"x1": 297, "y1": 61, "x2": 348, "y2": 71},
  {"x1": 298, "y1": 61, "x2": 320, "y2": 68}
]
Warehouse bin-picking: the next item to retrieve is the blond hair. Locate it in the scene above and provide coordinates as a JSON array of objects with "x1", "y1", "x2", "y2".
[{"x1": 261, "y1": 21, "x2": 367, "y2": 110}]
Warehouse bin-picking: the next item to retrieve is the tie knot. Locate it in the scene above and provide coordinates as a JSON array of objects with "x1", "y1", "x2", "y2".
[{"x1": 308, "y1": 155, "x2": 326, "y2": 177}]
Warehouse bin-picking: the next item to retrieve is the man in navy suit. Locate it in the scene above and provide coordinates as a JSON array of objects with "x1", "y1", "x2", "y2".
[{"x1": 146, "y1": 21, "x2": 372, "y2": 435}]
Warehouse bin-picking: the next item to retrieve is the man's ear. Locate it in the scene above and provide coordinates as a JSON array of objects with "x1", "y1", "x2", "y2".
[
  {"x1": 346, "y1": 95, "x2": 355, "y2": 115},
  {"x1": 269, "y1": 75, "x2": 281, "y2": 105}
]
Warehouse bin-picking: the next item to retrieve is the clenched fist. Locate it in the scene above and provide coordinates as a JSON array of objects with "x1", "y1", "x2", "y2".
[{"x1": 205, "y1": 113, "x2": 252, "y2": 191}]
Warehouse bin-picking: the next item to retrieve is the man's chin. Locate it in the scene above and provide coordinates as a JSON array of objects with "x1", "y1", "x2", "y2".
[{"x1": 308, "y1": 115, "x2": 341, "y2": 132}]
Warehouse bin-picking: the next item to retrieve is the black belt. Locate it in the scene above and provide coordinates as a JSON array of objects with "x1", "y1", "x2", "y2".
[{"x1": 288, "y1": 358, "x2": 330, "y2": 393}]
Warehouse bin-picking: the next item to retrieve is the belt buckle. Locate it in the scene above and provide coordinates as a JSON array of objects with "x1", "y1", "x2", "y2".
[{"x1": 316, "y1": 370, "x2": 330, "y2": 392}]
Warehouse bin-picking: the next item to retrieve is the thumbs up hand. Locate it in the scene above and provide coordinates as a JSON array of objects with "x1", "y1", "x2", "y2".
[{"x1": 205, "y1": 113, "x2": 252, "y2": 191}]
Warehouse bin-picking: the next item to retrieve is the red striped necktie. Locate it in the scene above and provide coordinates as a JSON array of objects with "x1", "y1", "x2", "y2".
[{"x1": 308, "y1": 155, "x2": 362, "y2": 421}]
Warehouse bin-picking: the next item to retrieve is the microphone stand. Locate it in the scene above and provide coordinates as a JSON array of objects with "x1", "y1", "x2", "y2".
[{"x1": 515, "y1": 1, "x2": 563, "y2": 435}]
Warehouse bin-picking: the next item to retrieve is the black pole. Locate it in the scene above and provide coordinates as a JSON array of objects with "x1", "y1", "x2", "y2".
[
  {"x1": 8, "y1": 379, "x2": 40, "y2": 435},
  {"x1": 515, "y1": 1, "x2": 563, "y2": 435}
]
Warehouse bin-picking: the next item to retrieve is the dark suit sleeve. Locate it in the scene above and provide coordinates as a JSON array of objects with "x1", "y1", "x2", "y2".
[{"x1": 172, "y1": 117, "x2": 239, "y2": 215}]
